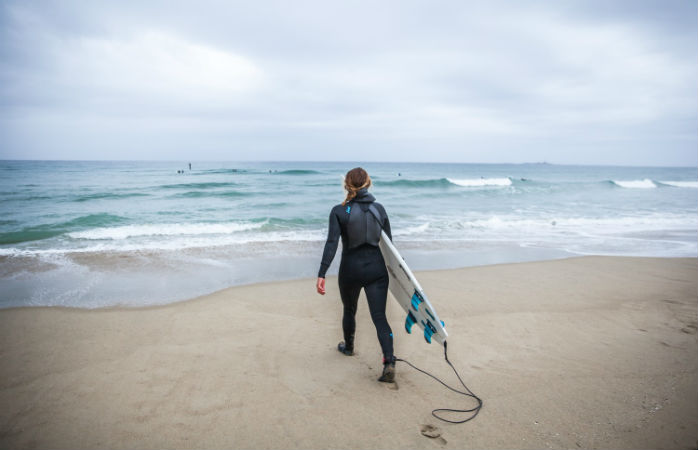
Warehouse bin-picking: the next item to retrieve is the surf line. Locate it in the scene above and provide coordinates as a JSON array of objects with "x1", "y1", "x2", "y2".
[{"x1": 367, "y1": 205, "x2": 483, "y2": 424}]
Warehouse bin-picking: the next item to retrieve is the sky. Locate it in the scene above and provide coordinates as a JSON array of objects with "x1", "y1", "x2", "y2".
[{"x1": 0, "y1": 0, "x2": 696, "y2": 166}]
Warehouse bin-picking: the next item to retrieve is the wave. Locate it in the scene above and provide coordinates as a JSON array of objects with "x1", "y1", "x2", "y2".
[
  {"x1": 3, "y1": 216, "x2": 327, "y2": 254},
  {"x1": 1, "y1": 228, "x2": 324, "y2": 255},
  {"x1": 374, "y1": 178, "x2": 452, "y2": 188},
  {"x1": 276, "y1": 169, "x2": 322, "y2": 175},
  {"x1": 447, "y1": 177, "x2": 512, "y2": 187},
  {"x1": 260, "y1": 217, "x2": 326, "y2": 230},
  {"x1": 375, "y1": 177, "x2": 694, "y2": 191},
  {"x1": 64, "y1": 213, "x2": 129, "y2": 228},
  {"x1": 67, "y1": 221, "x2": 267, "y2": 240},
  {"x1": 393, "y1": 223, "x2": 430, "y2": 236},
  {"x1": 159, "y1": 182, "x2": 238, "y2": 189},
  {"x1": 433, "y1": 214, "x2": 698, "y2": 235},
  {"x1": 376, "y1": 177, "x2": 513, "y2": 188},
  {"x1": 1, "y1": 194, "x2": 54, "y2": 201},
  {"x1": 0, "y1": 228, "x2": 66, "y2": 245},
  {"x1": 7, "y1": 211, "x2": 694, "y2": 257},
  {"x1": 610, "y1": 179, "x2": 657, "y2": 189},
  {"x1": 73, "y1": 192, "x2": 150, "y2": 202},
  {"x1": 193, "y1": 168, "x2": 250, "y2": 175},
  {"x1": 171, "y1": 190, "x2": 250, "y2": 199},
  {"x1": 658, "y1": 181, "x2": 698, "y2": 188},
  {"x1": 0, "y1": 213, "x2": 128, "y2": 245}
]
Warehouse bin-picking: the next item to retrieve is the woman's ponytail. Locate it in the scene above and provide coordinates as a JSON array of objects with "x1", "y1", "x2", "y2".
[{"x1": 342, "y1": 167, "x2": 371, "y2": 206}]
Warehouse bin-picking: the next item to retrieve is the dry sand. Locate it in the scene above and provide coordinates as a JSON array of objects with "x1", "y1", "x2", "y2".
[{"x1": 1, "y1": 256, "x2": 696, "y2": 449}]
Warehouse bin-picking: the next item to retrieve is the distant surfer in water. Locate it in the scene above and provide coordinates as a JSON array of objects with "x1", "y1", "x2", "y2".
[{"x1": 316, "y1": 167, "x2": 396, "y2": 382}]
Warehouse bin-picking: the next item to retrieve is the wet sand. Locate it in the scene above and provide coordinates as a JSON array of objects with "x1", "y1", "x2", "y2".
[{"x1": 1, "y1": 256, "x2": 696, "y2": 449}]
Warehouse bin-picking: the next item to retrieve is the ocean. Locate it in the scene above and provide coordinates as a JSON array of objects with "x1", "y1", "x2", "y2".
[{"x1": 1, "y1": 160, "x2": 696, "y2": 308}]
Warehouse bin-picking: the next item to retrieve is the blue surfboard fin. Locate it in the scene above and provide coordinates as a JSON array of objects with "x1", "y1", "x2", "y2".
[
  {"x1": 423, "y1": 324, "x2": 433, "y2": 343},
  {"x1": 422, "y1": 319, "x2": 436, "y2": 344},
  {"x1": 410, "y1": 291, "x2": 423, "y2": 311},
  {"x1": 405, "y1": 311, "x2": 417, "y2": 334}
]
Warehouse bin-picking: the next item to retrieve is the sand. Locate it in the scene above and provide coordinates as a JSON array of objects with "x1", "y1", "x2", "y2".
[{"x1": 0, "y1": 256, "x2": 696, "y2": 449}]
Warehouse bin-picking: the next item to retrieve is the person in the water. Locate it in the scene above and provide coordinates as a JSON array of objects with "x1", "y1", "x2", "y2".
[{"x1": 316, "y1": 167, "x2": 396, "y2": 383}]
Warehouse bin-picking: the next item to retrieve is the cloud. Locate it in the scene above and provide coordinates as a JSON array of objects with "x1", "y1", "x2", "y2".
[
  {"x1": 0, "y1": 0, "x2": 695, "y2": 165},
  {"x1": 4, "y1": 27, "x2": 263, "y2": 116},
  {"x1": 66, "y1": 31, "x2": 261, "y2": 98}
]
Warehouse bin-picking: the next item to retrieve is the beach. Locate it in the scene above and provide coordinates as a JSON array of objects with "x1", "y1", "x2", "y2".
[{"x1": 1, "y1": 256, "x2": 696, "y2": 449}]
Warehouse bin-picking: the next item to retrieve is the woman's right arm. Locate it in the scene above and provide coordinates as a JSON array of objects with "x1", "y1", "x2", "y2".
[{"x1": 317, "y1": 208, "x2": 340, "y2": 279}]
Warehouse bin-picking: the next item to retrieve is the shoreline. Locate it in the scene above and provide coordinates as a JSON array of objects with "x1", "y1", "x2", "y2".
[
  {"x1": 1, "y1": 256, "x2": 696, "y2": 449},
  {"x1": 0, "y1": 240, "x2": 581, "y2": 310},
  {"x1": 1, "y1": 253, "x2": 694, "y2": 312},
  {"x1": 1, "y1": 251, "x2": 580, "y2": 312},
  {"x1": 3, "y1": 249, "x2": 694, "y2": 311}
]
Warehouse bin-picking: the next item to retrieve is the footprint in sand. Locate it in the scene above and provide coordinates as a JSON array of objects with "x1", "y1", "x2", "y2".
[{"x1": 420, "y1": 424, "x2": 447, "y2": 445}]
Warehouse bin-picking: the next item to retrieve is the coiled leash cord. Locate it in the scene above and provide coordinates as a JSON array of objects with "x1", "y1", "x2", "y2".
[{"x1": 395, "y1": 341, "x2": 483, "y2": 424}]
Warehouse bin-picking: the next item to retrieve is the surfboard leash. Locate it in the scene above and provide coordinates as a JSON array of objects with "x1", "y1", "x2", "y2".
[{"x1": 395, "y1": 341, "x2": 483, "y2": 424}]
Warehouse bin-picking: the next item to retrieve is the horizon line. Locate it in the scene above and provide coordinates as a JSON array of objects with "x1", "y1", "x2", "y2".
[{"x1": 1, "y1": 158, "x2": 696, "y2": 169}]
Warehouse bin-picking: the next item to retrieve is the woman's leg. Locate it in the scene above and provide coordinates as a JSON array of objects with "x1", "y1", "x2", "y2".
[
  {"x1": 338, "y1": 279, "x2": 361, "y2": 350},
  {"x1": 364, "y1": 274, "x2": 394, "y2": 362}
]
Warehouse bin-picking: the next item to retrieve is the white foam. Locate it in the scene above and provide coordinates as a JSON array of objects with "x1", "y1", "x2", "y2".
[
  {"x1": 612, "y1": 179, "x2": 656, "y2": 189},
  {"x1": 660, "y1": 181, "x2": 698, "y2": 188},
  {"x1": 0, "y1": 229, "x2": 326, "y2": 256},
  {"x1": 393, "y1": 223, "x2": 430, "y2": 236},
  {"x1": 447, "y1": 177, "x2": 512, "y2": 187},
  {"x1": 451, "y1": 214, "x2": 697, "y2": 233},
  {"x1": 67, "y1": 221, "x2": 266, "y2": 240}
]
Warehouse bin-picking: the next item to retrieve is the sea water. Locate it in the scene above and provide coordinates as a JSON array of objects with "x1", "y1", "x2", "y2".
[{"x1": 1, "y1": 160, "x2": 696, "y2": 308}]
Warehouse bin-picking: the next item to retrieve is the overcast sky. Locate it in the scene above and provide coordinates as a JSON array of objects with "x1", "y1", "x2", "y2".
[{"x1": 0, "y1": 0, "x2": 696, "y2": 166}]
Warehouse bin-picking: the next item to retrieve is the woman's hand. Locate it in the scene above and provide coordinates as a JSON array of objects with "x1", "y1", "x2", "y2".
[{"x1": 316, "y1": 277, "x2": 326, "y2": 295}]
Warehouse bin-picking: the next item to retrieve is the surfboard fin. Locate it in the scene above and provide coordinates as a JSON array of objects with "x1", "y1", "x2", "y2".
[
  {"x1": 405, "y1": 311, "x2": 417, "y2": 334},
  {"x1": 410, "y1": 291, "x2": 423, "y2": 311},
  {"x1": 423, "y1": 320, "x2": 436, "y2": 344}
]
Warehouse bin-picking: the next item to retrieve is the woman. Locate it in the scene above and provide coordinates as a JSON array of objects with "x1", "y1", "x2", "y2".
[{"x1": 316, "y1": 167, "x2": 396, "y2": 383}]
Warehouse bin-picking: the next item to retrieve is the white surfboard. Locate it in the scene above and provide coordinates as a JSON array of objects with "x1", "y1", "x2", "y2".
[{"x1": 378, "y1": 230, "x2": 448, "y2": 345}]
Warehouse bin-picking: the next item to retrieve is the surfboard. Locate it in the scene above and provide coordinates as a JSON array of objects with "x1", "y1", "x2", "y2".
[{"x1": 378, "y1": 230, "x2": 448, "y2": 345}]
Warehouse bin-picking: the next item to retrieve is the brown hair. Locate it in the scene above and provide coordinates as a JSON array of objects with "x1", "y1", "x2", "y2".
[{"x1": 342, "y1": 167, "x2": 371, "y2": 206}]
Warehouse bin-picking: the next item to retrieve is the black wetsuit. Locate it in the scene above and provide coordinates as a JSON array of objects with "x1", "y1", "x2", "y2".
[{"x1": 318, "y1": 188, "x2": 394, "y2": 362}]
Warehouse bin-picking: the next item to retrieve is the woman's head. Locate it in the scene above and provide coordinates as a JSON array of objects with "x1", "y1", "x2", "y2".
[{"x1": 343, "y1": 167, "x2": 371, "y2": 205}]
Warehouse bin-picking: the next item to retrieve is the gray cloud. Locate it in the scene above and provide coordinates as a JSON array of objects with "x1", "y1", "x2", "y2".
[{"x1": 1, "y1": 0, "x2": 695, "y2": 165}]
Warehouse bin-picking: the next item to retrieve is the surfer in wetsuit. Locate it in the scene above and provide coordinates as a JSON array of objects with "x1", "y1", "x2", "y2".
[{"x1": 316, "y1": 167, "x2": 396, "y2": 383}]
